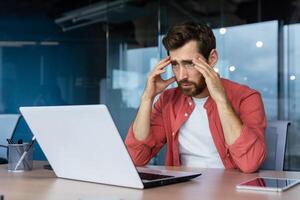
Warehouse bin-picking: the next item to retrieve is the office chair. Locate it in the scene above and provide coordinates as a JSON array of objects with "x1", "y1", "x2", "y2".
[
  {"x1": 0, "y1": 114, "x2": 20, "y2": 164},
  {"x1": 260, "y1": 120, "x2": 291, "y2": 171}
]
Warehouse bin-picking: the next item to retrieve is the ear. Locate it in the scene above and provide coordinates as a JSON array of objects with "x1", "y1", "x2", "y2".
[{"x1": 208, "y1": 49, "x2": 218, "y2": 67}]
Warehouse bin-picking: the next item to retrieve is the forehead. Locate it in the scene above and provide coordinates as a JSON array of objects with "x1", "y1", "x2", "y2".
[{"x1": 169, "y1": 40, "x2": 200, "y2": 61}]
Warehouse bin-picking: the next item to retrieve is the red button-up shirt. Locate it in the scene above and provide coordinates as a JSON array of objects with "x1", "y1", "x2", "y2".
[{"x1": 125, "y1": 79, "x2": 266, "y2": 173}]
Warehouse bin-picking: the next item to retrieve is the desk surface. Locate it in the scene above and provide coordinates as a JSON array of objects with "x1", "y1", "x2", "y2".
[{"x1": 1, "y1": 162, "x2": 300, "y2": 200}]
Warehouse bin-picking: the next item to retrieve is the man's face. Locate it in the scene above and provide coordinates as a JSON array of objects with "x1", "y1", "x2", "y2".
[{"x1": 169, "y1": 40, "x2": 207, "y2": 97}]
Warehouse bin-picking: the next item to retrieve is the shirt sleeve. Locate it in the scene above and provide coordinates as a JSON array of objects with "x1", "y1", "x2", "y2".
[
  {"x1": 125, "y1": 95, "x2": 167, "y2": 166},
  {"x1": 227, "y1": 91, "x2": 267, "y2": 173}
]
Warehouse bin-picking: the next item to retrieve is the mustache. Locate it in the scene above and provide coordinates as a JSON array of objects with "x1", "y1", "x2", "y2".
[{"x1": 178, "y1": 79, "x2": 196, "y2": 85}]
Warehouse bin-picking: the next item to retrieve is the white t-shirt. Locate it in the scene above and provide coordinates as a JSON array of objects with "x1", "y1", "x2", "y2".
[{"x1": 178, "y1": 97, "x2": 224, "y2": 168}]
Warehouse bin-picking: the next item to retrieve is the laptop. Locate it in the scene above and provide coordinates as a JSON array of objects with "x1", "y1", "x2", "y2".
[
  {"x1": 0, "y1": 114, "x2": 20, "y2": 158},
  {"x1": 19, "y1": 105, "x2": 201, "y2": 189}
]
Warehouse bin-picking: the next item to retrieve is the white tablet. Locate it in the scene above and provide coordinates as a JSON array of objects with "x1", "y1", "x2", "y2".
[{"x1": 236, "y1": 177, "x2": 300, "y2": 192}]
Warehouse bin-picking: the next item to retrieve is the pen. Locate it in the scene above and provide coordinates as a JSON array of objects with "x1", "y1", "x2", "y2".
[
  {"x1": 6, "y1": 138, "x2": 15, "y2": 144},
  {"x1": 14, "y1": 136, "x2": 36, "y2": 171}
]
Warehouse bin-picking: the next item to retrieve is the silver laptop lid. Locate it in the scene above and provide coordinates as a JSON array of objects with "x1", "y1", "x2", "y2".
[{"x1": 20, "y1": 105, "x2": 144, "y2": 189}]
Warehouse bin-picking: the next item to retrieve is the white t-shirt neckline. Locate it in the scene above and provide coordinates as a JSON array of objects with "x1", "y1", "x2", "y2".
[{"x1": 178, "y1": 96, "x2": 224, "y2": 168}]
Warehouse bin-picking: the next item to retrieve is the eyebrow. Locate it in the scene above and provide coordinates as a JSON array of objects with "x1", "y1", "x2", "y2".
[
  {"x1": 181, "y1": 60, "x2": 193, "y2": 64},
  {"x1": 170, "y1": 59, "x2": 193, "y2": 64}
]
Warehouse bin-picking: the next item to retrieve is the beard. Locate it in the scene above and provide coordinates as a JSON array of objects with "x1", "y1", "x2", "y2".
[{"x1": 177, "y1": 77, "x2": 207, "y2": 97}]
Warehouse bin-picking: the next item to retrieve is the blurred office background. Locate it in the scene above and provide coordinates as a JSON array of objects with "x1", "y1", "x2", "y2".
[{"x1": 0, "y1": 0, "x2": 299, "y2": 170}]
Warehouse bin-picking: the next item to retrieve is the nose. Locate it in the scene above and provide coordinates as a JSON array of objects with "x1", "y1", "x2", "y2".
[{"x1": 178, "y1": 66, "x2": 188, "y2": 80}]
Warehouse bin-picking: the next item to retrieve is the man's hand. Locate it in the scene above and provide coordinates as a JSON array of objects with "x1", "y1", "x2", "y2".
[
  {"x1": 192, "y1": 54, "x2": 242, "y2": 145},
  {"x1": 143, "y1": 56, "x2": 176, "y2": 100},
  {"x1": 192, "y1": 55, "x2": 227, "y2": 104},
  {"x1": 132, "y1": 57, "x2": 175, "y2": 141}
]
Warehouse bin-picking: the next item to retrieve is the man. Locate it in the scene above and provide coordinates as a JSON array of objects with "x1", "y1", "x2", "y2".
[{"x1": 125, "y1": 22, "x2": 266, "y2": 173}]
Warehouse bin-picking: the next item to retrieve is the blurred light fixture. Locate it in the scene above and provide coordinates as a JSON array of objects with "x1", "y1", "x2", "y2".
[
  {"x1": 219, "y1": 28, "x2": 226, "y2": 35},
  {"x1": 290, "y1": 75, "x2": 296, "y2": 80},
  {"x1": 0, "y1": 41, "x2": 60, "y2": 47},
  {"x1": 229, "y1": 65, "x2": 236, "y2": 72},
  {"x1": 256, "y1": 41, "x2": 263, "y2": 48},
  {"x1": 0, "y1": 41, "x2": 37, "y2": 47},
  {"x1": 40, "y1": 41, "x2": 60, "y2": 46},
  {"x1": 55, "y1": 0, "x2": 131, "y2": 32}
]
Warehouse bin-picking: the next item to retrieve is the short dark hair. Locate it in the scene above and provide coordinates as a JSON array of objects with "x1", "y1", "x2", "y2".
[{"x1": 162, "y1": 22, "x2": 216, "y2": 60}]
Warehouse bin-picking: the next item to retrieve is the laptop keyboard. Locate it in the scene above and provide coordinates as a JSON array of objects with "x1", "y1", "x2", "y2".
[{"x1": 138, "y1": 172, "x2": 173, "y2": 180}]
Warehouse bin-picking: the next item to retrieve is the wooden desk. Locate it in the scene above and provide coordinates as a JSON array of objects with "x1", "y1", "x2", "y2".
[{"x1": 1, "y1": 162, "x2": 300, "y2": 200}]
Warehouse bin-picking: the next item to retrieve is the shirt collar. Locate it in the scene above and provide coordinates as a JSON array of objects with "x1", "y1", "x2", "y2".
[
  {"x1": 184, "y1": 94, "x2": 214, "y2": 109},
  {"x1": 204, "y1": 95, "x2": 214, "y2": 109}
]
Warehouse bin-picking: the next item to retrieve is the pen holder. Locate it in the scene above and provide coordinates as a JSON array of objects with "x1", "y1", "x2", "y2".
[{"x1": 7, "y1": 143, "x2": 33, "y2": 172}]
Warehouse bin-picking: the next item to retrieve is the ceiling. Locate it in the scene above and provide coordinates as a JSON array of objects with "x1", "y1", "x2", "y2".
[
  {"x1": 0, "y1": 0, "x2": 298, "y2": 25},
  {"x1": 0, "y1": 0, "x2": 102, "y2": 17}
]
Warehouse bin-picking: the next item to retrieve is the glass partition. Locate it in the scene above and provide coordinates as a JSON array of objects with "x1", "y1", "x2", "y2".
[
  {"x1": 284, "y1": 23, "x2": 300, "y2": 170},
  {"x1": 0, "y1": 14, "x2": 106, "y2": 159},
  {"x1": 214, "y1": 21, "x2": 278, "y2": 119},
  {"x1": 104, "y1": 1, "x2": 159, "y2": 141}
]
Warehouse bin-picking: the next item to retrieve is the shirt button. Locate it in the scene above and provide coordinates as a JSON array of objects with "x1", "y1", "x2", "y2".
[
  {"x1": 226, "y1": 152, "x2": 230, "y2": 158},
  {"x1": 172, "y1": 132, "x2": 175, "y2": 136},
  {"x1": 189, "y1": 102, "x2": 192, "y2": 106},
  {"x1": 184, "y1": 113, "x2": 188, "y2": 117}
]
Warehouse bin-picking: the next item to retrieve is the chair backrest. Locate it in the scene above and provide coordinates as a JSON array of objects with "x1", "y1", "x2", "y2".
[
  {"x1": 260, "y1": 120, "x2": 290, "y2": 171},
  {"x1": 0, "y1": 114, "x2": 20, "y2": 158}
]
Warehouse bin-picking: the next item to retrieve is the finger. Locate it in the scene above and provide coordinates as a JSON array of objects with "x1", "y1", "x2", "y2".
[
  {"x1": 151, "y1": 60, "x2": 168, "y2": 74},
  {"x1": 195, "y1": 53, "x2": 207, "y2": 62},
  {"x1": 193, "y1": 58, "x2": 217, "y2": 77},
  {"x1": 194, "y1": 63, "x2": 220, "y2": 84},
  {"x1": 193, "y1": 60, "x2": 211, "y2": 77},
  {"x1": 194, "y1": 54, "x2": 216, "y2": 70},
  {"x1": 193, "y1": 64, "x2": 210, "y2": 79},
  {"x1": 164, "y1": 76, "x2": 176, "y2": 85},
  {"x1": 155, "y1": 59, "x2": 171, "y2": 70},
  {"x1": 193, "y1": 57, "x2": 212, "y2": 71},
  {"x1": 156, "y1": 56, "x2": 170, "y2": 67},
  {"x1": 159, "y1": 56, "x2": 170, "y2": 63},
  {"x1": 150, "y1": 69, "x2": 165, "y2": 78},
  {"x1": 155, "y1": 69, "x2": 166, "y2": 75}
]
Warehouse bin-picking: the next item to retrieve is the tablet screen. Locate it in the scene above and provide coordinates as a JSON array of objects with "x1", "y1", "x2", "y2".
[{"x1": 237, "y1": 177, "x2": 300, "y2": 191}]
